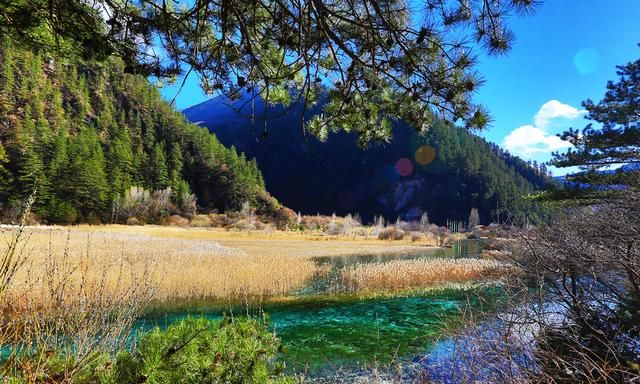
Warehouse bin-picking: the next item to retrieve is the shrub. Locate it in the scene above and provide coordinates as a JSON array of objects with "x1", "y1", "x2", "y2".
[
  {"x1": 3, "y1": 317, "x2": 294, "y2": 384},
  {"x1": 86, "y1": 212, "x2": 102, "y2": 225},
  {"x1": 398, "y1": 220, "x2": 422, "y2": 232},
  {"x1": 274, "y1": 207, "x2": 297, "y2": 230},
  {"x1": 114, "y1": 317, "x2": 294, "y2": 384},
  {"x1": 227, "y1": 219, "x2": 253, "y2": 231},
  {"x1": 255, "y1": 191, "x2": 281, "y2": 217},
  {"x1": 325, "y1": 214, "x2": 344, "y2": 235},
  {"x1": 46, "y1": 198, "x2": 78, "y2": 224},
  {"x1": 190, "y1": 214, "x2": 212, "y2": 227},
  {"x1": 126, "y1": 216, "x2": 141, "y2": 226},
  {"x1": 301, "y1": 215, "x2": 330, "y2": 230},
  {"x1": 432, "y1": 226, "x2": 452, "y2": 246},
  {"x1": 208, "y1": 213, "x2": 227, "y2": 227},
  {"x1": 120, "y1": 186, "x2": 186, "y2": 224},
  {"x1": 161, "y1": 215, "x2": 189, "y2": 227},
  {"x1": 378, "y1": 226, "x2": 404, "y2": 240},
  {"x1": 410, "y1": 231, "x2": 424, "y2": 242}
]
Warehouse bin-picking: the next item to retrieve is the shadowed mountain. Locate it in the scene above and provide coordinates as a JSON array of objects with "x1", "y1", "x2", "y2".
[{"x1": 184, "y1": 94, "x2": 551, "y2": 225}]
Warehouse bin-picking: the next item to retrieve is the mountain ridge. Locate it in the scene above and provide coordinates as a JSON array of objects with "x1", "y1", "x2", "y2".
[
  {"x1": 183, "y1": 94, "x2": 552, "y2": 225},
  {"x1": 0, "y1": 41, "x2": 267, "y2": 223}
]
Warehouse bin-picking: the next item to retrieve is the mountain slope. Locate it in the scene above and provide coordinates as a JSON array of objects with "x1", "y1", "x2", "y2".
[
  {"x1": 184, "y1": 94, "x2": 552, "y2": 225},
  {"x1": 0, "y1": 41, "x2": 266, "y2": 223}
]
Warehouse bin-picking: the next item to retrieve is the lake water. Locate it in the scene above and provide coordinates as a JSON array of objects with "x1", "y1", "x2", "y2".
[{"x1": 134, "y1": 240, "x2": 491, "y2": 375}]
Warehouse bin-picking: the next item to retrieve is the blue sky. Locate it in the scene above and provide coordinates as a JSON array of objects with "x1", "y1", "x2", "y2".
[
  {"x1": 473, "y1": 0, "x2": 640, "y2": 174},
  {"x1": 159, "y1": 1, "x2": 640, "y2": 175}
]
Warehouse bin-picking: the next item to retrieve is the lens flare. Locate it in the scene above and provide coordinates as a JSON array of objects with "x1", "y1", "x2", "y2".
[
  {"x1": 573, "y1": 48, "x2": 600, "y2": 75},
  {"x1": 395, "y1": 158, "x2": 414, "y2": 177},
  {"x1": 415, "y1": 145, "x2": 436, "y2": 165}
]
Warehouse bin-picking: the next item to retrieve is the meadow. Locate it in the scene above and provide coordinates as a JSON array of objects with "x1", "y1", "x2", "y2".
[{"x1": 1, "y1": 224, "x2": 440, "y2": 308}]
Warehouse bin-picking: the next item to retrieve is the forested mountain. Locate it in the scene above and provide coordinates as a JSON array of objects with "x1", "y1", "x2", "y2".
[
  {"x1": 185, "y1": 94, "x2": 553, "y2": 225},
  {"x1": 0, "y1": 40, "x2": 266, "y2": 223}
]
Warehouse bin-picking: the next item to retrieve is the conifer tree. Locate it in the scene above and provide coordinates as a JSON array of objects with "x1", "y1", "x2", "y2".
[
  {"x1": 16, "y1": 105, "x2": 49, "y2": 205},
  {"x1": 0, "y1": 142, "x2": 13, "y2": 200},
  {"x1": 107, "y1": 126, "x2": 133, "y2": 201},
  {"x1": 151, "y1": 143, "x2": 170, "y2": 189},
  {"x1": 0, "y1": 41, "x2": 269, "y2": 222},
  {"x1": 550, "y1": 54, "x2": 640, "y2": 202},
  {"x1": 63, "y1": 128, "x2": 108, "y2": 218}
]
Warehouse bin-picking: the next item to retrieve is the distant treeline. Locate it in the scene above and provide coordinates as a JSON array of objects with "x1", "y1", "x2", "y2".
[
  {"x1": 0, "y1": 40, "x2": 268, "y2": 223},
  {"x1": 409, "y1": 121, "x2": 555, "y2": 225}
]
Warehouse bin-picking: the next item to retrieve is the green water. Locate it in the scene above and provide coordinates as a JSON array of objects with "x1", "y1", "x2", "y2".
[{"x1": 135, "y1": 240, "x2": 490, "y2": 374}]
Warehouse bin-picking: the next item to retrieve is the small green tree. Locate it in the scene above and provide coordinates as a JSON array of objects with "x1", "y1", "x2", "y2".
[{"x1": 114, "y1": 317, "x2": 293, "y2": 384}]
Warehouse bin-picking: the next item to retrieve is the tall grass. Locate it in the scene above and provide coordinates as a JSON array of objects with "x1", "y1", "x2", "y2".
[
  {"x1": 1, "y1": 206, "x2": 156, "y2": 380},
  {"x1": 3, "y1": 229, "x2": 318, "y2": 304},
  {"x1": 341, "y1": 258, "x2": 513, "y2": 292}
]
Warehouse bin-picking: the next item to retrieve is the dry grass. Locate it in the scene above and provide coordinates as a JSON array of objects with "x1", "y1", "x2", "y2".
[
  {"x1": 340, "y1": 258, "x2": 513, "y2": 292},
  {"x1": 1, "y1": 225, "x2": 428, "y2": 306}
]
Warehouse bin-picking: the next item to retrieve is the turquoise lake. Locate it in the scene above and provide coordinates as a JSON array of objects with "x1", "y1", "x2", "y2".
[{"x1": 134, "y1": 240, "x2": 491, "y2": 375}]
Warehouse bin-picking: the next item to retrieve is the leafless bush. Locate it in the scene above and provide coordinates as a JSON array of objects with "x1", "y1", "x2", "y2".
[
  {"x1": 372, "y1": 215, "x2": 386, "y2": 236},
  {"x1": 179, "y1": 192, "x2": 197, "y2": 219},
  {"x1": 422, "y1": 287, "x2": 539, "y2": 384},
  {"x1": 513, "y1": 195, "x2": 640, "y2": 383},
  {"x1": 398, "y1": 220, "x2": 423, "y2": 232},
  {"x1": 378, "y1": 226, "x2": 404, "y2": 241},
  {"x1": 208, "y1": 213, "x2": 227, "y2": 227},
  {"x1": 125, "y1": 216, "x2": 141, "y2": 226},
  {"x1": 301, "y1": 214, "x2": 331, "y2": 230},
  {"x1": 325, "y1": 213, "x2": 342, "y2": 235},
  {"x1": 274, "y1": 207, "x2": 297, "y2": 230},
  {"x1": 431, "y1": 226, "x2": 452, "y2": 246},
  {"x1": 190, "y1": 214, "x2": 212, "y2": 227},
  {"x1": 120, "y1": 186, "x2": 196, "y2": 224},
  {"x1": 1, "y1": 218, "x2": 156, "y2": 381},
  {"x1": 0, "y1": 191, "x2": 34, "y2": 297},
  {"x1": 430, "y1": 191, "x2": 640, "y2": 383},
  {"x1": 410, "y1": 231, "x2": 424, "y2": 242},
  {"x1": 161, "y1": 214, "x2": 189, "y2": 226},
  {"x1": 120, "y1": 186, "x2": 151, "y2": 220}
]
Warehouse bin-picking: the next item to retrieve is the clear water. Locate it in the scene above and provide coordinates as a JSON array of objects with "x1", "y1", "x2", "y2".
[{"x1": 134, "y1": 240, "x2": 490, "y2": 374}]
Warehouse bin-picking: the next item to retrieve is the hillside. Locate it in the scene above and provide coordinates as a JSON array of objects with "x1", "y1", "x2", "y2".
[
  {"x1": 184, "y1": 94, "x2": 552, "y2": 225},
  {"x1": 0, "y1": 41, "x2": 267, "y2": 223}
]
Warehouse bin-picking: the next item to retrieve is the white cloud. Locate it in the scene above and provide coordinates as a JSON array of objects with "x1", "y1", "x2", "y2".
[
  {"x1": 533, "y1": 100, "x2": 586, "y2": 128},
  {"x1": 503, "y1": 100, "x2": 585, "y2": 161},
  {"x1": 504, "y1": 125, "x2": 573, "y2": 156}
]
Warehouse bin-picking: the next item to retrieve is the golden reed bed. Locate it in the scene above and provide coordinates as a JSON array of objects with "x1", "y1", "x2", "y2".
[
  {"x1": 1, "y1": 225, "x2": 428, "y2": 306},
  {"x1": 341, "y1": 258, "x2": 513, "y2": 292}
]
